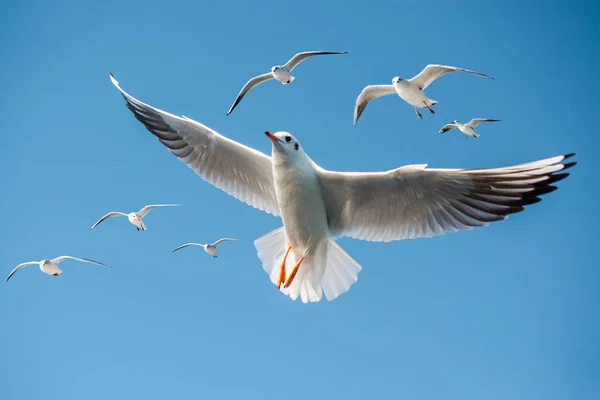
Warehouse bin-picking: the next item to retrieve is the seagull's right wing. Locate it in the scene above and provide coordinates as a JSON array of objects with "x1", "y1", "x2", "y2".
[
  {"x1": 318, "y1": 154, "x2": 576, "y2": 242},
  {"x1": 467, "y1": 119, "x2": 501, "y2": 129},
  {"x1": 353, "y1": 85, "x2": 396, "y2": 125},
  {"x1": 138, "y1": 204, "x2": 181, "y2": 217},
  {"x1": 5, "y1": 262, "x2": 39, "y2": 283},
  {"x1": 90, "y1": 211, "x2": 128, "y2": 230},
  {"x1": 438, "y1": 123, "x2": 458, "y2": 134},
  {"x1": 409, "y1": 64, "x2": 494, "y2": 90},
  {"x1": 170, "y1": 243, "x2": 203, "y2": 253},
  {"x1": 110, "y1": 74, "x2": 280, "y2": 216},
  {"x1": 51, "y1": 256, "x2": 107, "y2": 266},
  {"x1": 227, "y1": 72, "x2": 273, "y2": 115},
  {"x1": 211, "y1": 238, "x2": 237, "y2": 247}
]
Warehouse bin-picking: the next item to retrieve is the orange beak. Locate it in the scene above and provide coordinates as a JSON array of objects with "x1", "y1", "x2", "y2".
[{"x1": 265, "y1": 131, "x2": 281, "y2": 143}]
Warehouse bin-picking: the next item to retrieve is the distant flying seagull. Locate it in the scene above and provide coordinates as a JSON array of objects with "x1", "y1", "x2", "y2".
[
  {"x1": 5, "y1": 256, "x2": 106, "y2": 283},
  {"x1": 354, "y1": 64, "x2": 494, "y2": 124},
  {"x1": 110, "y1": 73, "x2": 575, "y2": 304},
  {"x1": 90, "y1": 204, "x2": 180, "y2": 231},
  {"x1": 170, "y1": 238, "x2": 237, "y2": 258},
  {"x1": 439, "y1": 119, "x2": 501, "y2": 138},
  {"x1": 227, "y1": 51, "x2": 348, "y2": 115}
]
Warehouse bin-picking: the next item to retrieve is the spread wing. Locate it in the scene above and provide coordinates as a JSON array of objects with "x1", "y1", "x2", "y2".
[
  {"x1": 110, "y1": 74, "x2": 280, "y2": 216},
  {"x1": 409, "y1": 64, "x2": 494, "y2": 90},
  {"x1": 353, "y1": 85, "x2": 396, "y2": 125},
  {"x1": 5, "y1": 262, "x2": 39, "y2": 283},
  {"x1": 467, "y1": 118, "x2": 501, "y2": 129},
  {"x1": 317, "y1": 154, "x2": 576, "y2": 242},
  {"x1": 50, "y1": 256, "x2": 107, "y2": 267},
  {"x1": 226, "y1": 72, "x2": 273, "y2": 115},
  {"x1": 211, "y1": 238, "x2": 237, "y2": 247},
  {"x1": 170, "y1": 243, "x2": 203, "y2": 253},
  {"x1": 283, "y1": 51, "x2": 348, "y2": 72},
  {"x1": 90, "y1": 211, "x2": 128, "y2": 230},
  {"x1": 138, "y1": 204, "x2": 181, "y2": 217},
  {"x1": 438, "y1": 123, "x2": 458, "y2": 134}
]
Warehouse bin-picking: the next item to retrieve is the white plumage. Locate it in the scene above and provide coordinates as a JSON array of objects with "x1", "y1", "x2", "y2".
[{"x1": 110, "y1": 73, "x2": 575, "y2": 303}]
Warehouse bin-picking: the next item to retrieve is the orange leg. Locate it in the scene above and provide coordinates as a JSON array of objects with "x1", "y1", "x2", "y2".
[
  {"x1": 423, "y1": 101, "x2": 435, "y2": 115},
  {"x1": 277, "y1": 243, "x2": 292, "y2": 289},
  {"x1": 284, "y1": 256, "x2": 304, "y2": 288},
  {"x1": 414, "y1": 107, "x2": 423, "y2": 119}
]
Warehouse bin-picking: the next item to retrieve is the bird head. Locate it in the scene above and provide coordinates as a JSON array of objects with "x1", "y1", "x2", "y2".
[
  {"x1": 453, "y1": 120, "x2": 460, "y2": 124},
  {"x1": 392, "y1": 76, "x2": 403, "y2": 84},
  {"x1": 265, "y1": 131, "x2": 306, "y2": 163}
]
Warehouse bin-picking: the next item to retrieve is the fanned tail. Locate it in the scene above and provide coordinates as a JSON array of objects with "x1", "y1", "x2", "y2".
[{"x1": 254, "y1": 227, "x2": 362, "y2": 303}]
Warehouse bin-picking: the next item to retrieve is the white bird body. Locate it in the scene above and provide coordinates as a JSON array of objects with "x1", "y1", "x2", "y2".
[
  {"x1": 111, "y1": 73, "x2": 575, "y2": 304},
  {"x1": 5, "y1": 256, "x2": 107, "y2": 283},
  {"x1": 271, "y1": 66, "x2": 294, "y2": 84},
  {"x1": 127, "y1": 212, "x2": 146, "y2": 230},
  {"x1": 270, "y1": 133, "x2": 330, "y2": 289},
  {"x1": 455, "y1": 122, "x2": 478, "y2": 138},
  {"x1": 393, "y1": 78, "x2": 436, "y2": 108},
  {"x1": 40, "y1": 259, "x2": 63, "y2": 276}
]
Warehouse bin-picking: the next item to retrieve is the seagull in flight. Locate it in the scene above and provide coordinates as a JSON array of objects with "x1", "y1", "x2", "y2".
[
  {"x1": 110, "y1": 73, "x2": 575, "y2": 304},
  {"x1": 354, "y1": 64, "x2": 494, "y2": 124},
  {"x1": 90, "y1": 204, "x2": 180, "y2": 231},
  {"x1": 5, "y1": 256, "x2": 107, "y2": 283},
  {"x1": 227, "y1": 51, "x2": 347, "y2": 115},
  {"x1": 171, "y1": 238, "x2": 237, "y2": 258},
  {"x1": 439, "y1": 118, "x2": 501, "y2": 138}
]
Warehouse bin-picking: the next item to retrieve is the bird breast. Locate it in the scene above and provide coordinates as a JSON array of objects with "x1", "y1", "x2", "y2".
[
  {"x1": 393, "y1": 80, "x2": 427, "y2": 106},
  {"x1": 273, "y1": 162, "x2": 329, "y2": 253},
  {"x1": 272, "y1": 67, "x2": 292, "y2": 83}
]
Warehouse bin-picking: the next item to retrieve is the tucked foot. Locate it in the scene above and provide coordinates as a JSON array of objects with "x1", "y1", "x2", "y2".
[
  {"x1": 53, "y1": 273, "x2": 59, "y2": 276},
  {"x1": 277, "y1": 243, "x2": 292, "y2": 289},
  {"x1": 286, "y1": 80, "x2": 291, "y2": 84},
  {"x1": 213, "y1": 255, "x2": 217, "y2": 258},
  {"x1": 414, "y1": 107, "x2": 423, "y2": 119},
  {"x1": 423, "y1": 101, "x2": 435, "y2": 115},
  {"x1": 136, "y1": 227, "x2": 140, "y2": 231},
  {"x1": 284, "y1": 257, "x2": 304, "y2": 288}
]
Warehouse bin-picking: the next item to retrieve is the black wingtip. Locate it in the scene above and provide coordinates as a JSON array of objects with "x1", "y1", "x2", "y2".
[
  {"x1": 562, "y1": 162, "x2": 577, "y2": 170},
  {"x1": 563, "y1": 153, "x2": 576, "y2": 160}
]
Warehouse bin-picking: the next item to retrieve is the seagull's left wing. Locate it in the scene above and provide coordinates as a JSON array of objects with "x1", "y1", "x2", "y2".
[
  {"x1": 438, "y1": 123, "x2": 458, "y2": 134},
  {"x1": 409, "y1": 64, "x2": 494, "y2": 90},
  {"x1": 110, "y1": 74, "x2": 280, "y2": 216},
  {"x1": 283, "y1": 51, "x2": 347, "y2": 72},
  {"x1": 51, "y1": 256, "x2": 107, "y2": 266},
  {"x1": 170, "y1": 243, "x2": 203, "y2": 253},
  {"x1": 467, "y1": 119, "x2": 501, "y2": 129},
  {"x1": 5, "y1": 262, "x2": 39, "y2": 283},
  {"x1": 318, "y1": 154, "x2": 576, "y2": 242},
  {"x1": 138, "y1": 204, "x2": 181, "y2": 217}
]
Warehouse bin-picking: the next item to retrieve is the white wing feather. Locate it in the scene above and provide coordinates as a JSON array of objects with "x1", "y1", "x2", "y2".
[
  {"x1": 318, "y1": 154, "x2": 575, "y2": 242},
  {"x1": 110, "y1": 74, "x2": 280, "y2": 216}
]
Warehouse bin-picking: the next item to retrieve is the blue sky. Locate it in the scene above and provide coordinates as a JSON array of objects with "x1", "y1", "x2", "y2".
[{"x1": 1, "y1": 1, "x2": 598, "y2": 399}]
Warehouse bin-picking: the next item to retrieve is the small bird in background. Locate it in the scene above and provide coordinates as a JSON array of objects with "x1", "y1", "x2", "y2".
[
  {"x1": 5, "y1": 256, "x2": 107, "y2": 283},
  {"x1": 227, "y1": 51, "x2": 348, "y2": 115},
  {"x1": 354, "y1": 64, "x2": 494, "y2": 124},
  {"x1": 439, "y1": 119, "x2": 501, "y2": 138},
  {"x1": 170, "y1": 238, "x2": 237, "y2": 258},
  {"x1": 90, "y1": 204, "x2": 180, "y2": 231}
]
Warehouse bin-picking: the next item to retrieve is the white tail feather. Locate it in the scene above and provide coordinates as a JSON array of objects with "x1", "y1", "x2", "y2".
[{"x1": 254, "y1": 227, "x2": 362, "y2": 303}]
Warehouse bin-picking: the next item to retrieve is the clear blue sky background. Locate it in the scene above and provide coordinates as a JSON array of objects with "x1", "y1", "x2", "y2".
[{"x1": 1, "y1": 1, "x2": 598, "y2": 399}]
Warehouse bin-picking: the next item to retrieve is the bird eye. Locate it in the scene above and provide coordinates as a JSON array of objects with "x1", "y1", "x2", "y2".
[{"x1": 285, "y1": 136, "x2": 292, "y2": 142}]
